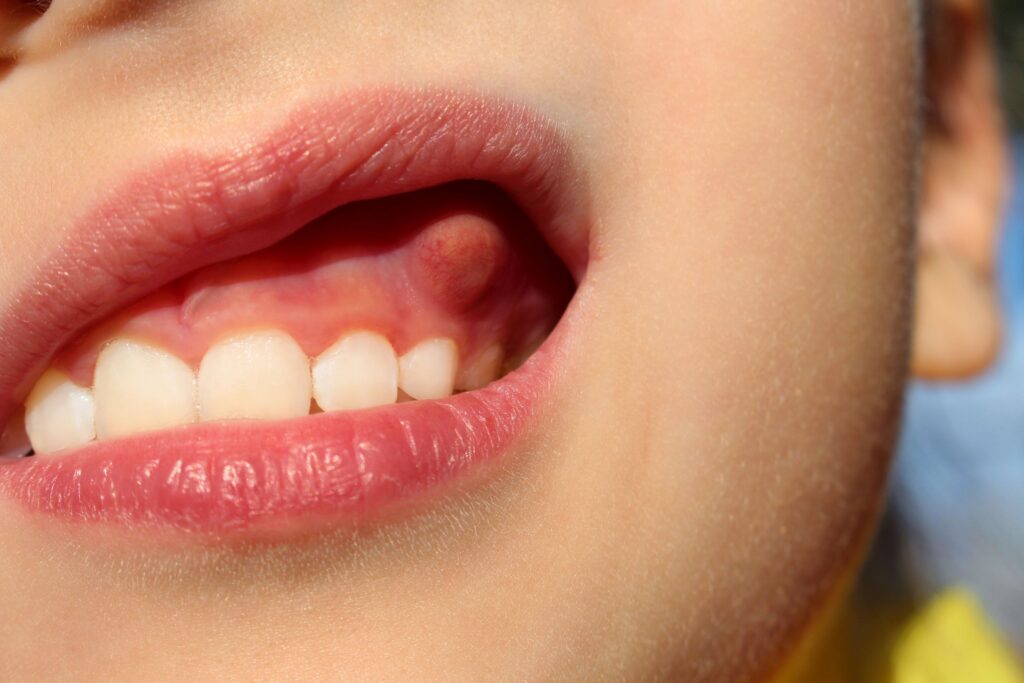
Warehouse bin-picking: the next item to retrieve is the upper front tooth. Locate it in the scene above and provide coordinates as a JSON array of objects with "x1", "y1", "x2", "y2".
[
  {"x1": 313, "y1": 330, "x2": 398, "y2": 411},
  {"x1": 94, "y1": 339, "x2": 198, "y2": 439},
  {"x1": 24, "y1": 369, "x2": 96, "y2": 454},
  {"x1": 398, "y1": 337, "x2": 458, "y2": 400},
  {"x1": 198, "y1": 329, "x2": 311, "y2": 421}
]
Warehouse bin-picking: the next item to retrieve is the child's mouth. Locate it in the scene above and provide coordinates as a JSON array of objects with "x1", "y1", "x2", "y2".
[
  {"x1": 0, "y1": 89, "x2": 590, "y2": 535},
  {"x1": 25, "y1": 181, "x2": 572, "y2": 451}
]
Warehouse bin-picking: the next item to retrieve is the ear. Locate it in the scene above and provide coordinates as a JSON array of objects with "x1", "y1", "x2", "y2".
[{"x1": 912, "y1": 0, "x2": 1009, "y2": 379}]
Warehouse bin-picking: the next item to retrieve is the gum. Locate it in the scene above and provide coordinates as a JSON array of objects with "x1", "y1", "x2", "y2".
[{"x1": 53, "y1": 182, "x2": 574, "y2": 385}]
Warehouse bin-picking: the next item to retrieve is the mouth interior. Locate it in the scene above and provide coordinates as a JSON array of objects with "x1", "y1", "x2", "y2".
[{"x1": 2, "y1": 181, "x2": 575, "y2": 458}]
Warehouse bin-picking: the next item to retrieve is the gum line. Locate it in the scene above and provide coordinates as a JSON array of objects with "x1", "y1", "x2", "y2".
[{"x1": 54, "y1": 181, "x2": 569, "y2": 383}]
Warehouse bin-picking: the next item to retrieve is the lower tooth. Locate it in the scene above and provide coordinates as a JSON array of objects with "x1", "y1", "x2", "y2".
[
  {"x1": 312, "y1": 331, "x2": 398, "y2": 411},
  {"x1": 398, "y1": 338, "x2": 458, "y2": 400},
  {"x1": 198, "y1": 330, "x2": 311, "y2": 421},
  {"x1": 24, "y1": 370, "x2": 96, "y2": 454},
  {"x1": 94, "y1": 340, "x2": 198, "y2": 439}
]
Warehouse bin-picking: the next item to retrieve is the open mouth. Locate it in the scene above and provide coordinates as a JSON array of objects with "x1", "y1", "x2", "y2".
[{"x1": 0, "y1": 89, "x2": 590, "y2": 534}]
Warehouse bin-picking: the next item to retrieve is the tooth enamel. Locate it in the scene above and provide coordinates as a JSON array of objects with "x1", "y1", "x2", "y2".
[
  {"x1": 398, "y1": 337, "x2": 458, "y2": 400},
  {"x1": 198, "y1": 330, "x2": 311, "y2": 421},
  {"x1": 94, "y1": 340, "x2": 197, "y2": 439},
  {"x1": 455, "y1": 343, "x2": 503, "y2": 391},
  {"x1": 312, "y1": 331, "x2": 398, "y2": 411},
  {"x1": 24, "y1": 369, "x2": 96, "y2": 454}
]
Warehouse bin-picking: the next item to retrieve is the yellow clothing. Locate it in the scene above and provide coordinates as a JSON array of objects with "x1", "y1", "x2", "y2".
[
  {"x1": 887, "y1": 590, "x2": 1022, "y2": 683},
  {"x1": 782, "y1": 589, "x2": 1023, "y2": 683}
]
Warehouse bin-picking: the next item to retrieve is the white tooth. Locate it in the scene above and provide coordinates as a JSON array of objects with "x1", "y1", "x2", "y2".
[
  {"x1": 94, "y1": 340, "x2": 197, "y2": 439},
  {"x1": 24, "y1": 369, "x2": 96, "y2": 454},
  {"x1": 198, "y1": 330, "x2": 311, "y2": 421},
  {"x1": 455, "y1": 344, "x2": 503, "y2": 391},
  {"x1": 313, "y1": 331, "x2": 398, "y2": 411},
  {"x1": 398, "y1": 337, "x2": 458, "y2": 400}
]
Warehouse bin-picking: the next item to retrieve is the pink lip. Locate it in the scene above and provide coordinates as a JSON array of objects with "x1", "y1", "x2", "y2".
[
  {"x1": 0, "y1": 357, "x2": 555, "y2": 533},
  {"x1": 0, "y1": 88, "x2": 589, "y2": 533}
]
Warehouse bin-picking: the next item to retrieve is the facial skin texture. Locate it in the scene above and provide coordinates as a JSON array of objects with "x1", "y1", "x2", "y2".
[{"x1": 0, "y1": 1, "x2": 1001, "y2": 681}]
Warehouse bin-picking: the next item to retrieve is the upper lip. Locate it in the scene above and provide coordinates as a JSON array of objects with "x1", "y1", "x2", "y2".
[{"x1": 0, "y1": 88, "x2": 590, "y2": 426}]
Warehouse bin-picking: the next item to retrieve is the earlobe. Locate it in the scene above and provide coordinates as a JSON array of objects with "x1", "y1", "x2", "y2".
[
  {"x1": 911, "y1": 0, "x2": 1008, "y2": 379},
  {"x1": 911, "y1": 248, "x2": 1000, "y2": 378}
]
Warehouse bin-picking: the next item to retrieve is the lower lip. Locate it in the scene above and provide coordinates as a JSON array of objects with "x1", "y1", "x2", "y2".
[{"x1": 0, "y1": 338, "x2": 558, "y2": 534}]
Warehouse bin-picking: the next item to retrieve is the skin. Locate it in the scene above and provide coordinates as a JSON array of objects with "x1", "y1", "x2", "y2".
[{"x1": 0, "y1": 1, "x2": 1006, "y2": 681}]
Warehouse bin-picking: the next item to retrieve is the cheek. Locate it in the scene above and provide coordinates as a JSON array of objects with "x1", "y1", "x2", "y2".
[{"x1": 529, "y1": 1, "x2": 917, "y2": 678}]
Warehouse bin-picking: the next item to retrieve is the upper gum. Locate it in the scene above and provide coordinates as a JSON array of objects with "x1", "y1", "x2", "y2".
[
  {"x1": 5, "y1": 182, "x2": 575, "y2": 454},
  {"x1": 46, "y1": 185, "x2": 571, "y2": 388}
]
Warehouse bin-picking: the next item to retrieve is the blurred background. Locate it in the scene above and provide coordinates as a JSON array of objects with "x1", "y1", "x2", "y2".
[{"x1": 874, "y1": 0, "x2": 1024, "y2": 657}]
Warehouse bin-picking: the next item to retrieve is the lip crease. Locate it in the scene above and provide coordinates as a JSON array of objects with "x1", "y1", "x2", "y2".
[{"x1": 0, "y1": 88, "x2": 590, "y2": 533}]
